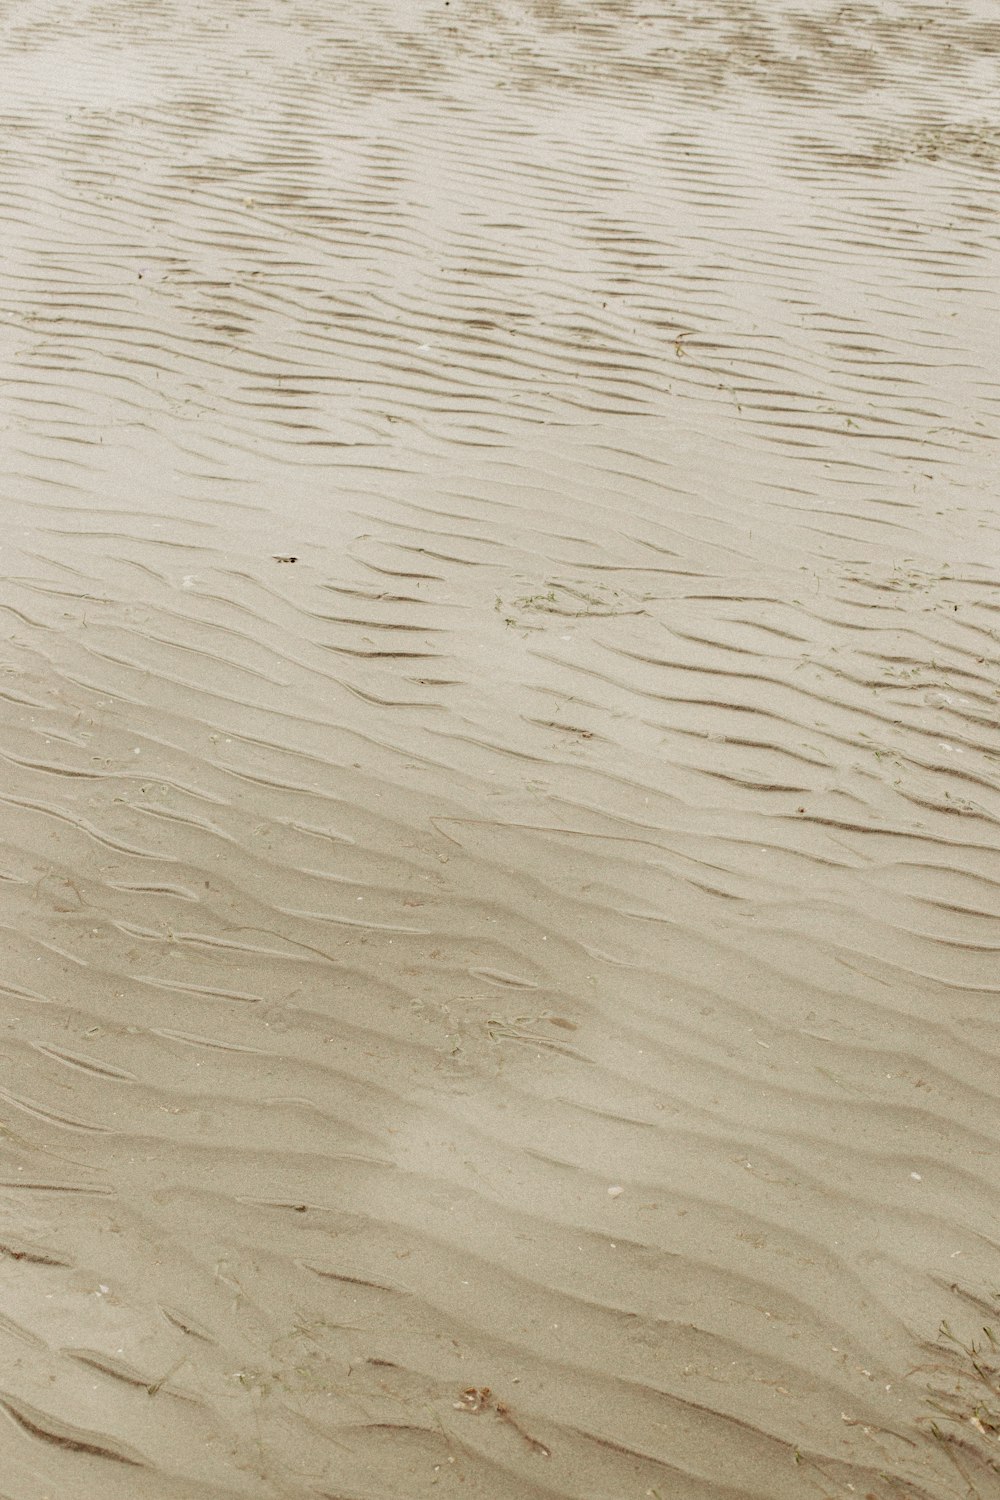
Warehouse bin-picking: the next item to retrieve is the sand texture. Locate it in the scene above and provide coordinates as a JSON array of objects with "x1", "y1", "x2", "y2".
[{"x1": 1, "y1": 0, "x2": 999, "y2": 1496}]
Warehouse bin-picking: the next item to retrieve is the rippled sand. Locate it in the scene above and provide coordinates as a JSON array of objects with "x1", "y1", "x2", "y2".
[{"x1": 1, "y1": 1, "x2": 999, "y2": 1496}]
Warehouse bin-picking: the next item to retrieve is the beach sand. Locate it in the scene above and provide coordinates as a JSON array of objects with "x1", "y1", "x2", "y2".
[{"x1": 0, "y1": 0, "x2": 999, "y2": 1495}]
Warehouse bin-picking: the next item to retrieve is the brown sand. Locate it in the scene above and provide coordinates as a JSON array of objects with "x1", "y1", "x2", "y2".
[{"x1": 1, "y1": 0, "x2": 999, "y2": 1496}]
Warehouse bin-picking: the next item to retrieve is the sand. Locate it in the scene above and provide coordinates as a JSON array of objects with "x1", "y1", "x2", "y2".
[{"x1": 1, "y1": 0, "x2": 999, "y2": 1496}]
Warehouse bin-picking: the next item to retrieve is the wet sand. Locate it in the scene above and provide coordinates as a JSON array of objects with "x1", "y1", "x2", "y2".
[{"x1": 2, "y1": 0, "x2": 1000, "y2": 1495}]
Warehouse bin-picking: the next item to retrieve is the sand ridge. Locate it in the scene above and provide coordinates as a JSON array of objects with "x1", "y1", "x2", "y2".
[{"x1": 0, "y1": 0, "x2": 999, "y2": 1496}]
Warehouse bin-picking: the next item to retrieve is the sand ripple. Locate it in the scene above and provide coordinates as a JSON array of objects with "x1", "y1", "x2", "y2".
[{"x1": 1, "y1": 1, "x2": 999, "y2": 1496}]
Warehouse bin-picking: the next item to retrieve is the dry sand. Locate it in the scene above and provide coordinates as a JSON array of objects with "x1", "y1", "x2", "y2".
[{"x1": 1, "y1": 0, "x2": 999, "y2": 1496}]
